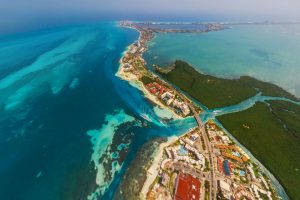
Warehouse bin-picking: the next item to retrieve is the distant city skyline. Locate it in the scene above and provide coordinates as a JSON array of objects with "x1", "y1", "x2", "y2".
[{"x1": 1, "y1": 0, "x2": 300, "y2": 33}]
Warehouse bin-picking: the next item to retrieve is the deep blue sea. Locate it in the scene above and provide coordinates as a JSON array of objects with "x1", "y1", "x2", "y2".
[
  {"x1": 0, "y1": 21, "x2": 296, "y2": 200},
  {"x1": 0, "y1": 22, "x2": 198, "y2": 199}
]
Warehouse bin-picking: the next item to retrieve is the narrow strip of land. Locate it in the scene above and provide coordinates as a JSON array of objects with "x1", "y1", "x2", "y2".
[{"x1": 117, "y1": 21, "x2": 289, "y2": 200}]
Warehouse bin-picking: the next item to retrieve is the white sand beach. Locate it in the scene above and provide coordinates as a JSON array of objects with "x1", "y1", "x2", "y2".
[
  {"x1": 140, "y1": 136, "x2": 178, "y2": 199},
  {"x1": 116, "y1": 60, "x2": 182, "y2": 120}
]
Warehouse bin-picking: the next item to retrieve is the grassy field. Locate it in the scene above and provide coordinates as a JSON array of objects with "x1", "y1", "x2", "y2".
[
  {"x1": 217, "y1": 102, "x2": 300, "y2": 199},
  {"x1": 157, "y1": 60, "x2": 297, "y2": 109}
]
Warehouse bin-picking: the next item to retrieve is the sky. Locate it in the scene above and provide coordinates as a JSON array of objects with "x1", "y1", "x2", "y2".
[{"x1": 1, "y1": 0, "x2": 300, "y2": 33}]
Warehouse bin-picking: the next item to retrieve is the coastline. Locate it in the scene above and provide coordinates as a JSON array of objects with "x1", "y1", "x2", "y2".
[
  {"x1": 116, "y1": 21, "x2": 291, "y2": 200},
  {"x1": 116, "y1": 26, "x2": 183, "y2": 120},
  {"x1": 116, "y1": 60, "x2": 182, "y2": 120},
  {"x1": 142, "y1": 119, "x2": 286, "y2": 200},
  {"x1": 113, "y1": 137, "x2": 167, "y2": 200},
  {"x1": 156, "y1": 60, "x2": 298, "y2": 109},
  {"x1": 157, "y1": 60, "x2": 297, "y2": 199},
  {"x1": 213, "y1": 119, "x2": 290, "y2": 200},
  {"x1": 140, "y1": 136, "x2": 178, "y2": 199}
]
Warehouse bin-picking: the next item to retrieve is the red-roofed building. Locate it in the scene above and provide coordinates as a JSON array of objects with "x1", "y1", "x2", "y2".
[
  {"x1": 146, "y1": 83, "x2": 153, "y2": 88},
  {"x1": 159, "y1": 87, "x2": 166, "y2": 96},
  {"x1": 217, "y1": 157, "x2": 223, "y2": 174},
  {"x1": 174, "y1": 172, "x2": 201, "y2": 200},
  {"x1": 149, "y1": 88, "x2": 157, "y2": 94}
]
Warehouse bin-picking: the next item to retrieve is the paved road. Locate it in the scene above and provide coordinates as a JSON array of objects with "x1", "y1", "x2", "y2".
[
  {"x1": 156, "y1": 78, "x2": 217, "y2": 199},
  {"x1": 188, "y1": 104, "x2": 216, "y2": 200},
  {"x1": 173, "y1": 162, "x2": 207, "y2": 179}
]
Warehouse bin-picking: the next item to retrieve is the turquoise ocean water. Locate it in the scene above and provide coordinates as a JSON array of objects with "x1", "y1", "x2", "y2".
[
  {"x1": 145, "y1": 24, "x2": 300, "y2": 96},
  {"x1": 0, "y1": 22, "x2": 198, "y2": 200},
  {"x1": 0, "y1": 22, "x2": 296, "y2": 200}
]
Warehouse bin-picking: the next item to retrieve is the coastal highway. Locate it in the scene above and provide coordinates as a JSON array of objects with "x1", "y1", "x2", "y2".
[
  {"x1": 189, "y1": 104, "x2": 216, "y2": 200},
  {"x1": 151, "y1": 65, "x2": 217, "y2": 199},
  {"x1": 171, "y1": 87, "x2": 216, "y2": 199}
]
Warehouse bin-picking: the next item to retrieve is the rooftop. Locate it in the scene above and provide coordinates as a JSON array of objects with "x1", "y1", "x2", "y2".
[{"x1": 175, "y1": 172, "x2": 201, "y2": 200}]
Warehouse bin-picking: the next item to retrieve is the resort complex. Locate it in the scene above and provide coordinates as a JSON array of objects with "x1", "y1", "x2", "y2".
[
  {"x1": 144, "y1": 122, "x2": 278, "y2": 200},
  {"x1": 2, "y1": 0, "x2": 300, "y2": 199},
  {"x1": 117, "y1": 21, "x2": 283, "y2": 200},
  {"x1": 119, "y1": 21, "x2": 198, "y2": 118}
]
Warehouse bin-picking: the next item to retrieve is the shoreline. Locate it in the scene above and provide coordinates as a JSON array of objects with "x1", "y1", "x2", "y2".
[
  {"x1": 142, "y1": 120, "x2": 285, "y2": 200},
  {"x1": 116, "y1": 61, "x2": 182, "y2": 120},
  {"x1": 213, "y1": 119, "x2": 290, "y2": 200},
  {"x1": 140, "y1": 136, "x2": 178, "y2": 199},
  {"x1": 156, "y1": 60, "x2": 299, "y2": 109},
  {"x1": 116, "y1": 21, "x2": 290, "y2": 200},
  {"x1": 116, "y1": 24, "x2": 184, "y2": 120},
  {"x1": 139, "y1": 128, "x2": 197, "y2": 199}
]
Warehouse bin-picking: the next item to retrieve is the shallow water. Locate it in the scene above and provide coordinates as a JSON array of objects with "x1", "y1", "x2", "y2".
[
  {"x1": 201, "y1": 93, "x2": 300, "y2": 122},
  {"x1": 0, "y1": 22, "x2": 296, "y2": 200},
  {"x1": 0, "y1": 22, "x2": 147, "y2": 199},
  {"x1": 0, "y1": 21, "x2": 198, "y2": 200},
  {"x1": 145, "y1": 24, "x2": 300, "y2": 96}
]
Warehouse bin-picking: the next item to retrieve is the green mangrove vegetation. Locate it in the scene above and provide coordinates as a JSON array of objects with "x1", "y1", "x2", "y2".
[
  {"x1": 269, "y1": 100, "x2": 300, "y2": 138},
  {"x1": 217, "y1": 102, "x2": 300, "y2": 199},
  {"x1": 156, "y1": 60, "x2": 300, "y2": 199},
  {"x1": 156, "y1": 60, "x2": 298, "y2": 109}
]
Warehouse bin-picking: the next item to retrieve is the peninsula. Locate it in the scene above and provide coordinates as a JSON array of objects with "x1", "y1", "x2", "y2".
[
  {"x1": 116, "y1": 21, "x2": 299, "y2": 200},
  {"x1": 118, "y1": 21, "x2": 201, "y2": 118}
]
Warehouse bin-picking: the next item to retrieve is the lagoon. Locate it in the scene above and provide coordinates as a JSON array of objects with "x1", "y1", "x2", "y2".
[{"x1": 145, "y1": 24, "x2": 300, "y2": 96}]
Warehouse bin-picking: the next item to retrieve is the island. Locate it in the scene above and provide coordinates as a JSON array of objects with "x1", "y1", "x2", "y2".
[{"x1": 116, "y1": 21, "x2": 300, "y2": 200}]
